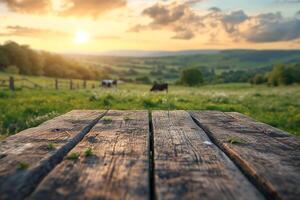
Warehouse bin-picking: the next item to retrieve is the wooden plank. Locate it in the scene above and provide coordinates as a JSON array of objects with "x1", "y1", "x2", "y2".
[
  {"x1": 152, "y1": 111, "x2": 264, "y2": 200},
  {"x1": 190, "y1": 111, "x2": 300, "y2": 200},
  {"x1": 30, "y1": 110, "x2": 149, "y2": 200},
  {"x1": 0, "y1": 110, "x2": 105, "y2": 200}
]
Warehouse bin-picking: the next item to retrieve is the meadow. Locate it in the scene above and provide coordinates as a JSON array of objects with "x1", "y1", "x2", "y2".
[{"x1": 0, "y1": 79, "x2": 299, "y2": 139}]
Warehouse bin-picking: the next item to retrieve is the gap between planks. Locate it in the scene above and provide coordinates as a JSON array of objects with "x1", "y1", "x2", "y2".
[
  {"x1": 148, "y1": 111, "x2": 156, "y2": 200},
  {"x1": 152, "y1": 111, "x2": 264, "y2": 200}
]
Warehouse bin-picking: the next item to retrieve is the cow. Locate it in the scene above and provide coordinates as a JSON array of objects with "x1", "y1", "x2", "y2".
[
  {"x1": 101, "y1": 80, "x2": 117, "y2": 88},
  {"x1": 150, "y1": 83, "x2": 168, "y2": 92}
]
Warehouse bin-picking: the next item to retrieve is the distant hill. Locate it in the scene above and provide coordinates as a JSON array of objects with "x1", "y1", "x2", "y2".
[
  {"x1": 68, "y1": 49, "x2": 300, "y2": 82},
  {"x1": 220, "y1": 50, "x2": 300, "y2": 63},
  {"x1": 83, "y1": 49, "x2": 300, "y2": 59},
  {"x1": 95, "y1": 50, "x2": 220, "y2": 57}
]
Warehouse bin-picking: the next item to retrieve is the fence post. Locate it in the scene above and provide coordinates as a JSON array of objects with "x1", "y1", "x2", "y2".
[
  {"x1": 55, "y1": 78, "x2": 58, "y2": 90},
  {"x1": 70, "y1": 80, "x2": 73, "y2": 90},
  {"x1": 9, "y1": 76, "x2": 14, "y2": 91},
  {"x1": 83, "y1": 80, "x2": 87, "y2": 89}
]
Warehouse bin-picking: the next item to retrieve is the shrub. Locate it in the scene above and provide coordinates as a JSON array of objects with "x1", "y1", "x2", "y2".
[
  {"x1": 180, "y1": 68, "x2": 203, "y2": 86},
  {"x1": 250, "y1": 74, "x2": 267, "y2": 85},
  {"x1": 4, "y1": 65, "x2": 19, "y2": 74}
]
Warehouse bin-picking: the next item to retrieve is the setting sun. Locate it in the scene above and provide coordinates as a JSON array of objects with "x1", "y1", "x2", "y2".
[{"x1": 74, "y1": 30, "x2": 90, "y2": 44}]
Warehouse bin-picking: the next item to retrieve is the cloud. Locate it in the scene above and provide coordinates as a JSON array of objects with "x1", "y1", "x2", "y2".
[
  {"x1": 185, "y1": 0, "x2": 203, "y2": 5},
  {"x1": 94, "y1": 35, "x2": 121, "y2": 40},
  {"x1": 0, "y1": 25, "x2": 122, "y2": 41},
  {"x1": 222, "y1": 10, "x2": 248, "y2": 25},
  {"x1": 0, "y1": 26, "x2": 70, "y2": 38},
  {"x1": 238, "y1": 13, "x2": 300, "y2": 42},
  {"x1": 296, "y1": 10, "x2": 300, "y2": 18},
  {"x1": 129, "y1": 1, "x2": 203, "y2": 40},
  {"x1": 171, "y1": 30, "x2": 194, "y2": 39},
  {"x1": 0, "y1": 0, "x2": 51, "y2": 13},
  {"x1": 209, "y1": 7, "x2": 222, "y2": 12},
  {"x1": 128, "y1": 24, "x2": 147, "y2": 33},
  {"x1": 59, "y1": 0, "x2": 126, "y2": 18},
  {"x1": 221, "y1": 10, "x2": 248, "y2": 34},
  {"x1": 0, "y1": 0, "x2": 126, "y2": 18},
  {"x1": 130, "y1": 1, "x2": 300, "y2": 43},
  {"x1": 142, "y1": 2, "x2": 187, "y2": 25},
  {"x1": 275, "y1": 0, "x2": 300, "y2": 3}
]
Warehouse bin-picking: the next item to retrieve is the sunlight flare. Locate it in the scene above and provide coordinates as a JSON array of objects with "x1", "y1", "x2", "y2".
[{"x1": 74, "y1": 30, "x2": 90, "y2": 44}]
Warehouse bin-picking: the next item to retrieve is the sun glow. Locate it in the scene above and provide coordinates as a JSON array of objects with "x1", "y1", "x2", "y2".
[{"x1": 74, "y1": 30, "x2": 90, "y2": 44}]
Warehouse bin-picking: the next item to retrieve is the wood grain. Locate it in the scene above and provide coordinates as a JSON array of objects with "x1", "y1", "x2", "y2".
[
  {"x1": 152, "y1": 110, "x2": 263, "y2": 200},
  {"x1": 191, "y1": 111, "x2": 300, "y2": 200},
  {"x1": 0, "y1": 110, "x2": 105, "y2": 200},
  {"x1": 30, "y1": 110, "x2": 149, "y2": 200}
]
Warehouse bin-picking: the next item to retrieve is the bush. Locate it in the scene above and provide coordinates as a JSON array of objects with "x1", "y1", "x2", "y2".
[
  {"x1": 250, "y1": 74, "x2": 267, "y2": 85},
  {"x1": 180, "y1": 68, "x2": 203, "y2": 86},
  {"x1": 4, "y1": 65, "x2": 19, "y2": 74}
]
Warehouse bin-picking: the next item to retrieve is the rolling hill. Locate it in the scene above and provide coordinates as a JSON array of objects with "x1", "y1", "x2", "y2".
[{"x1": 67, "y1": 50, "x2": 300, "y2": 82}]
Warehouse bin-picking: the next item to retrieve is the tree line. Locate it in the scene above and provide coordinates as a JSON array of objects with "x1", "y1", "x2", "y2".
[
  {"x1": 179, "y1": 64, "x2": 300, "y2": 87},
  {"x1": 0, "y1": 41, "x2": 104, "y2": 80},
  {"x1": 250, "y1": 64, "x2": 300, "y2": 86}
]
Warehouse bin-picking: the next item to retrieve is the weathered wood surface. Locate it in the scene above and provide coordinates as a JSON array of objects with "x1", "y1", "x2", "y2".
[
  {"x1": 190, "y1": 111, "x2": 300, "y2": 200},
  {"x1": 0, "y1": 110, "x2": 299, "y2": 200},
  {"x1": 0, "y1": 110, "x2": 105, "y2": 200},
  {"x1": 152, "y1": 111, "x2": 264, "y2": 200},
  {"x1": 30, "y1": 110, "x2": 149, "y2": 200}
]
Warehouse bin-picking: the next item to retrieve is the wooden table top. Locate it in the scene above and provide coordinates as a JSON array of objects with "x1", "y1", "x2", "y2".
[{"x1": 0, "y1": 110, "x2": 299, "y2": 200}]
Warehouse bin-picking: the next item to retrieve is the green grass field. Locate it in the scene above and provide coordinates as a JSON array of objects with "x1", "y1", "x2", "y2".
[{"x1": 0, "y1": 76, "x2": 299, "y2": 138}]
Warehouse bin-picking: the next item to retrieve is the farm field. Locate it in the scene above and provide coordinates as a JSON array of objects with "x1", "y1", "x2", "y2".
[{"x1": 0, "y1": 77, "x2": 299, "y2": 139}]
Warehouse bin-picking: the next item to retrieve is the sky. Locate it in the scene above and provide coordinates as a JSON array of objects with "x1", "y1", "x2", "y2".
[{"x1": 0, "y1": 0, "x2": 300, "y2": 53}]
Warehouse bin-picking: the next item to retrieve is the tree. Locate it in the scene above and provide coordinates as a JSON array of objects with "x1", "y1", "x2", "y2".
[
  {"x1": 180, "y1": 68, "x2": 203, "y2": 86},
  {"x1": 0, "y1": 41, "x2": 103, "y2": 80},
  {"x1": 287, "y1": 64, "x2": 300, "y2": 84},
  {"x1": 268, "y1": 64, "x2": 294, "y2": 86},
  {"x1": 0, "y1": 47, "x2": 9, "y2": 70}
]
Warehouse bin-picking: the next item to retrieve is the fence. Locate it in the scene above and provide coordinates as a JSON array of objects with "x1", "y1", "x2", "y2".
[{"x1": 0, "y1": 76, "x2": 99, "y2": 91}]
